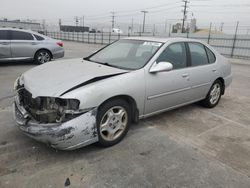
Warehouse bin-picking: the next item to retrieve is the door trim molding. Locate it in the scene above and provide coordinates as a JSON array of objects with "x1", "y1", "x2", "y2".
[
  {"x1": 147, "y1": 82, "x2": 211, "y2": 101},
  {"x1": 147, "y1": 87, "x2": 191, "y2": 100}
]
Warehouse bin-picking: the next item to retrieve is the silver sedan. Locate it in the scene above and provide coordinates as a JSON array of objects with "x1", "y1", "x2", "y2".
[
  {"x1": 13, "y1": 37, "x2": 232, "y2": 150},
  {"x1": 0, "y1": 28, "x2": 64, "y2": 64}
]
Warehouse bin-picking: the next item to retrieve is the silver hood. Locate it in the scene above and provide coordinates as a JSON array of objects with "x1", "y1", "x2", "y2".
[{"x1": 21, "y1": 58, "x2": 128, "y2": 98}]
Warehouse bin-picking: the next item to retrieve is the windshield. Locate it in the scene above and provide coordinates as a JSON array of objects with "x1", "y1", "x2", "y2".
[{"x1": 87, "y1": 39, "x2": 163, "y2": 70}]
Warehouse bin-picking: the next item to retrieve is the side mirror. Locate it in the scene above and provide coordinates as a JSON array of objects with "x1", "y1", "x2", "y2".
[{"x1": 149, "y1": 62, "x2": 173, "y2": 73}]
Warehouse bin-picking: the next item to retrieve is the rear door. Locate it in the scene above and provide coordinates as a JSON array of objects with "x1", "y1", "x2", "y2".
[
  {"x1": 0, "y1": 30, "x2": 11, "y2": 60},
  {"x1": 186, "y1": 42, "x2": 218, "y2": 100},
  {"x1": 10, "y1": 30, "x2": 36, "y2": 59}
]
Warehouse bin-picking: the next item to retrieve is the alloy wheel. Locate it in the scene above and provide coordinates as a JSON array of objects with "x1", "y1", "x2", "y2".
[{"x1": 99, "y1": 106, "x2": 128, "y2": 141}]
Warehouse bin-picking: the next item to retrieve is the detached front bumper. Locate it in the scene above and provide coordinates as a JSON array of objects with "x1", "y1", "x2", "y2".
[{"x1": 13, "y1": 97, "x2": 98, "y2": 150}]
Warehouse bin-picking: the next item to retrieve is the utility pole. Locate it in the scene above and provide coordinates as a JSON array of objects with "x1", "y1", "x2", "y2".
[
  {"x1": 164, "y1": 19, "x2": 167, "y2": 33},
  {"x1": 111, "y1": 11, "x2": 115, "y2": 29},
  {"x1": 75, "y1": 16, "x2": 79, "y2": 26},
  {"x1": 153, "y1": 24, "x2": 156, "y2": 36},
  {"x1": 181, "y1": 0, "x2": 189, "y2": 33},
  {"x1": 141, "y1": 10, "x2": 148, "y2": 33},
  {"x1": 42, "y1": 19, "x2": 46, "y2": 31},
  {"x1": 169, "y1": 23, "x2": 172, "y2": 37},
  {"x1": 220, "y1": 22, "x2": 224, "y2": 32},
  {"x1": 82, "y1": 16, "x2": 85, "y2": 28},
  {"x1": 131, "y1": 18, "x2": 134, "y2": 34},
  {"x1": 58, "y1": 19, "x2": 61, "y2": 31}
]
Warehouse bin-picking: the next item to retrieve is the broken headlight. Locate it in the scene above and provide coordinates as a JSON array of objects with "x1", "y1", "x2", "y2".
[
  {"x1": 28, "y1": 97, "x2": 81, "y2": 123},
  {"x1": 14, "y1": 75, "x2": 24, "y2": 91},
  {"x1": 41, "y1": 97, "x2": 80, "y2": 112}
]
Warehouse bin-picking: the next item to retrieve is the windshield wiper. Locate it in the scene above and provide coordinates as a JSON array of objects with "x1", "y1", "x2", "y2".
[
  {"x1": 101, "y1": 62, "x2": 121, "y2": 69},
  {"x1": 84, "y1": 58, "x2": 133, "y2": 70}
]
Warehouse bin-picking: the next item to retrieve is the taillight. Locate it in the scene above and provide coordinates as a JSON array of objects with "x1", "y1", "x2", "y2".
[{"x1": 56, "y1": 41, "x2": 63, "y2": 47}]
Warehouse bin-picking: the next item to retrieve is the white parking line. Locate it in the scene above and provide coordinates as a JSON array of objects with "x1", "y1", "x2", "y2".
[{"x1": 205, "y1": 110, "x2": 250, "y2": 130}]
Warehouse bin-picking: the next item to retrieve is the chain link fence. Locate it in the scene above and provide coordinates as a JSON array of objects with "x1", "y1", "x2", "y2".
[{"x1": 44, "y1": 30, "x2": 250, "y2": 59}]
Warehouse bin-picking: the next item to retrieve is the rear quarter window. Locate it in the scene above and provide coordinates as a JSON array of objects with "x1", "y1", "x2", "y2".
[
  {"x1": 34, "y1": 34, "x2": 45, "y2": 41},
  {"x1": 205, "y1": 47, "x2": 216, "y2": 63}
]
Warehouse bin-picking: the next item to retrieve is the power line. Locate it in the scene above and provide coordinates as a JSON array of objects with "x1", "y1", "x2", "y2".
[{"x1": 84, "y1": 1, "x2": 182, "y2": 19}]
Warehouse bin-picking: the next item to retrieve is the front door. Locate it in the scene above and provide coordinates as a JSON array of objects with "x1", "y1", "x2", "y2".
[{"x1": 145, "y1": 42, "x2": 192, "y2": 115}]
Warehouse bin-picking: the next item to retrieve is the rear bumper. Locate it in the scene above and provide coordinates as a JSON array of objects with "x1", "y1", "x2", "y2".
[
  {"x1": 13, "y1": 96, "x2": 98, "y2": 150},
  {"x1": 224, "y1": 73, "x2": 233, "y2": 88},
  {"x1": 53, "y1": 49, "x2": 64, "y2": 59}
]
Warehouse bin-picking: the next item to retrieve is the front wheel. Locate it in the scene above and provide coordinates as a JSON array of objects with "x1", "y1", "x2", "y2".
[
  {"x1": 201, "y1": 80, "x2": 222, "y2": 108},
  {"x1": 34, "y1": 50, "x2": 51, "y2": 64},
  {"x1": 97, "y1": 99, "x2": 131, "y2": 147}
]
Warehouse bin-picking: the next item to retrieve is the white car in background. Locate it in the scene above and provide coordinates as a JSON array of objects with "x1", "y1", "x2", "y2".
[
  {"x1": 112, "y1": 28, "x2": 123, "y2": 34},
  {"x1": 0, "y1": 28, "x2": 64, "y2": 64}
]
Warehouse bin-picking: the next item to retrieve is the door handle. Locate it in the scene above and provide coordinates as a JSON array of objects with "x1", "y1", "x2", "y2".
[
  {"x1": 0, "y1": 42, "x2": 9, "y2": 45},
  {"x1": 182, "y1": 73, "x2": 189, "y2": 78},
  {"x1": 31, "y1": 42, "x2": 38, "y2": 45},
  {"x1": 212, "y1": 69, "x2": 217, "y2": 72}
]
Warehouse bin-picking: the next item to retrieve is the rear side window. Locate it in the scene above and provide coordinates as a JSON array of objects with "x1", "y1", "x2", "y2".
[
  {"x1": 189, "y1": 43, "x2": 209, "y2": 66},
  {"x1": 156, "y1": 42, "x2": 187, "y2": 69},
  {"x1": 0, "y1": 30, "x2": 9, "y2": 40},
  {"x1": 34, "y1": 34, "x2": 44, "y2": 41},
  {"x1": 205, "y1": 47, "x2": 216, "y2": 63},
  {"x1": 11, "y1": 30, "x2": 34, "y2": 40}
]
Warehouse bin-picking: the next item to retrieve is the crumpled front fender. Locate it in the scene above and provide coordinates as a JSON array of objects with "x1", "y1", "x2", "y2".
[{"x1": 14, "y1": 100, "x2": 99, "y2": 150}]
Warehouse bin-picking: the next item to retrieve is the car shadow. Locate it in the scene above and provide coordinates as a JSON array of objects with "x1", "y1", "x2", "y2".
[
  {"x1": 32, "y1": 103, "x2": 201, "y2": 154},
  {"x1": 0, "y1": 60, "x2": 35, "y2": 66}
]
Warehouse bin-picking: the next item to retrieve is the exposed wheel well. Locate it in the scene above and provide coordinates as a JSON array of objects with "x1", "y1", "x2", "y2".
[
  {"x1": 216, "y1": 77, "x2": 225, "y2": 95},
  {"x1": 98, "y1": 95, "x2": 139, "y2": 123},
  {"x1": 34, "y1": 48, "x2": 53, "y2": 60}
]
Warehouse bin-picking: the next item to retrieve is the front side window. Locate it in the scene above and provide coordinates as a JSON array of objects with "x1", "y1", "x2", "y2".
[
  {"x1": 0, "y1": 30, "x2": 9, "y2": 40},
  {"x1": 87, "y1": 40, "x2": 162, "y2": 70},
  {"x1": 156, "y1": 42, "x2": 187, "y2": 69},
  {"x1": 11, "y1": 30, "x2": 34, "y2": 40},
  {"x1": 189, "y1": 43, "x2": 209, "y2": 66}
]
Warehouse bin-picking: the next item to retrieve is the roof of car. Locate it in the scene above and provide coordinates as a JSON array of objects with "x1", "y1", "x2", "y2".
[
  {"x1": 0, "y1": 27, "x2": 48, "y2": 38},
  {"x1": 123, "y1": 36, "x2": 202, "y2": 44},
  {"x1": 0, "y1": 27, "x2": 31, "y2": 31},
  {"x1": 0, "y1": 27, "x2": 42, "y2": 35}
]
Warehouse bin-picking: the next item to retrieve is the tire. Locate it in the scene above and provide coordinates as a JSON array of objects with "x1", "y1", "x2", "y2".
[
  {"x1": 97, "y1": 99, "x2": 131, "y2": 147},
  {"x1": 34, "y1": 50, "x2": 52, "y2": 64},
  {"x1": 201, "y1": 80, "x2": 222, "y2": 108}
]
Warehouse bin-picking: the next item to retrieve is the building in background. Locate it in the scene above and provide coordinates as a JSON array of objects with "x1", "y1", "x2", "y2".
[
  {"x1": 172, "y1": 23, "x2": 182, "y2": 33},
  {"x1": 0, "y1": 19, "x2": 41, "y2": 31},
  {"x1": 189, "y1": 18, "x2": 197, "y2": 33},
  {"x1": 59, "y1": 25, "x2": 89, "y2": 32}
]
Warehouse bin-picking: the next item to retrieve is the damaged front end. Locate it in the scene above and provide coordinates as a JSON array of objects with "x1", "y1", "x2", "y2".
[{"x1": 13, "y1": 85, "x2": 98, "y2": 150}]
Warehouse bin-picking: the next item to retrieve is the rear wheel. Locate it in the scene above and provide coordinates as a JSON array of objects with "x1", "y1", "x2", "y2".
[
  {"x1": 97, "y1": 99, "x2": 131, "y2": 147},
  {"x1": 201, "y1": 80, "x2": 222, "y2": 108},
  {"x1": 34, "y1": 50, "x2": 51, "y2": 64}
]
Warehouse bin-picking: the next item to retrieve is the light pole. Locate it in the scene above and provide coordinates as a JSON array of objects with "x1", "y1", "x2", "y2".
[{"x1": 141, "y1": 10, "x2": 148, "y2": 33}]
